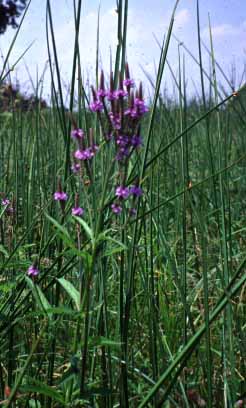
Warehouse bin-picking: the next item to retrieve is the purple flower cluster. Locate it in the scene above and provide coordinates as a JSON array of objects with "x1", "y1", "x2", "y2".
[
  {"x1": 112, "y1": 185, "x2": 143, "y2": 216},
  {"x1": 74, "y1": 145, "x2": 98, "y2": 161},
  {"x1": 91, "y1": 68, "x2": 148, "y2": 129},
  {"x1": 27, "y1": 264, "x2": 39, "y2": 277},
  {"x1": 1, "y1": 198, "x2": 10, "y2": 206},
  {"x1": 1, "y1": 197, "x2": 14, "y2": 216},
  {"x1": 53, "y1": 180, "x2": 85, "y2": 218},
  {"x1": 71, "y1": 127, "x2": 98, "y2": 171},
  {"x1": 88, "y1": 64, "x2": 147, "y2": 215},
  {"x1": 72, "y1": 206, "x2": 84, "y2": 216},
  {"x1": 52, "y1": 64, "x2": 146, "y2": 223},
  {"x1": 71, "y1": 128, "x2": 84, "y2": 140},
  {"x1": 54, "y1": 191, "x2": 68, "y2": 201},
  {"x1": 115, "y1": 185, "x2": 142, "y2": 200}
]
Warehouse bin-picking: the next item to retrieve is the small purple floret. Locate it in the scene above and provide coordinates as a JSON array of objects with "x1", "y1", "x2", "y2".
[
  {"x1": 115, "y1": 89, "x2": 128, "y2": 99},
  {"x1": 106, "y1": 90, "x2": 117, "y2": 101},
  {"x1": 111, "y1": 203, "x2": 122, "y2": 214},
  {"x1": 1, "y1": 198, "x2": 10, "y2": 206},
  {"x1": 71, "y1": 163, "x2": 81, "y2": 173},
  {"x1": 130, "y1": 186, "x2": 143, "y2": 197},
  {"x1": 115, "y1": 186, "x2": 130, "y2": 200},
  {"x1": 90, "y1": 100, "x2": 103, "y2": 112},
  {"x1": 115, "y1": 147, "x2": 130, "y2": 161},
  {"x1": 74, "y1": 146, "x2": 98, "y2": 161},
  {"x1": 116, "y1": 135, "x2": 129, "y2": 147},
  {"x1": 123, "y1": 79, "x2": 135, "y2": 88},
  {"x1": 71, "y1": 128, "x2": 84, "y2": 140},
  {"x1": 131, "y1": 135, "x2": 142, "y2": 147},
  {"x1": 129, "y1": 208, "x2": 137, "y2": 216},
  {"x1": 27, "y1": 265, "x2": 39, "y2": 277},
  {"x1": 72, "y1": 207, "x2": 84, "y2": 216},
  {"x1": 97, "y1": 89, "x2": 107, "y2": 99},
  {"x1": 54, "y1": 191, "x2": 68, "y2": 201},
  {"x1": 135, "y1": 98, "x2": 149, "y2": 115}
]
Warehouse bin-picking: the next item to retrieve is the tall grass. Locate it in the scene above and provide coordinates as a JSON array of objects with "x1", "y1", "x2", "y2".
[{"x1": 0, "y1": 0, "x2": 246, "y2": 407}]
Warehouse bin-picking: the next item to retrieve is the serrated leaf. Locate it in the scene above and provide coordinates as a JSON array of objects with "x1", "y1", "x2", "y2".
[{"x1": 57, "y1": 277, "x2": 80, "y2": 310}]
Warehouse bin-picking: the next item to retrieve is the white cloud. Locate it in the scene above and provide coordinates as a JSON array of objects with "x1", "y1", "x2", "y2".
[
  {"x1": 175, "y1": 9, "x2": 190, "y2": 28},
  {"x1": 202, "y1": 23, "x2": 242, "y2": 39}
]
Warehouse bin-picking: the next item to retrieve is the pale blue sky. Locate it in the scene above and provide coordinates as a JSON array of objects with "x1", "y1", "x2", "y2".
[{"x1": 0, "y1": 0, "x2": 245, "y2": 99}]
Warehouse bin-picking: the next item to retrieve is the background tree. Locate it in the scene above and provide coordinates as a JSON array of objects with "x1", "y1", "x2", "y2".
[{"x1": 0, "y1": 0, "x2": 27, "y2": 34}]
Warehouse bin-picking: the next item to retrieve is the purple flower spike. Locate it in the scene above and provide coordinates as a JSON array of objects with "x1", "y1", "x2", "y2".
[
  {"x1": 130, "y1": 185, "x2": 143, "y2": 197},
  {"x1": 72, "y1": 207, "x2": 84, "y2": 216},
  {"x1": 111, "y1": 203, "x2": 122, "y2": 214},
  {"x1": 1, "y1": 198, "x2": 10, "y2": 206},
  {"x1": 27, "y1": 264, "x2": 39, "y2": 277},
  {"x1": 71, "y1": 128, "x2": 84, "y2": 140},
  {"x1": 115, "y1": 186, "x2": 130, "y2": 200},
  {"x1": 90, "y1": 100, "x2": 103, "y2": 112},
  {"x1": 54, "y1": 191, "x2": 68, "y2": 201}
]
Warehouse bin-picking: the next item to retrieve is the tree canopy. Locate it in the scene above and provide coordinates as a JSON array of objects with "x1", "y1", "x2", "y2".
[{"x1": 0, "y1": 0, "x2": 27, "y2": 34}]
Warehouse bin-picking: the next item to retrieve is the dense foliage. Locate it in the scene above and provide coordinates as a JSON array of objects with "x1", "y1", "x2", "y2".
[{"x1": 0, "y1": 0, "x2": 27, "y2": 34}]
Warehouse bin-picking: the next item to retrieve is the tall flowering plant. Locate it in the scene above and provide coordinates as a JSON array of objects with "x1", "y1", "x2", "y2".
[
  {"x1": 46, "y1": 64, "x2": 148, "y2": 397},
  {"x1": 68, "y1": 63, "x2": 147, "y2": 218}
]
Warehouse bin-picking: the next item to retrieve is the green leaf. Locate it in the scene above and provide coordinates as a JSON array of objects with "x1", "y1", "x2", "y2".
[
  {"x1": 0, "y1": 281, "x2": 15, "y2": 293},
  {"x1": 28, "y1": 400, "x2": 41, "y2": 408},
  {"x1": 21, "y1": 378, "x2": 65, "y2": 404},
  {"x1": 25, "y1": 276, "x2": 51, "y2": 315},
  {"x1": 57, "y1": 277, "x2": 80, "y2": 310},
  {"x1": 45, "y1": 213, "x2": 71, "y2": 240},
  {"x1": 89, "y1": 336, "x2": 121, "y2": 348},
  {"x1": 82, "y1": 386, "x2": 112, "y2": 397},
  {"x1": 73, "y1": 216, "x2": 94, "y2": 243},
  {"x1": 0, "y1": 244, "x2": 9, "y2": 257},
  {"x1": 26, "y1": 306, "x2": 80, "y2": 318},
  {"x1": 103, "y1": 237, "x2": 127, "y2": 257},
  {"x1": 28, "y1": 399, "x2": 41, "y2": 408}
]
